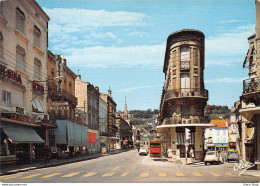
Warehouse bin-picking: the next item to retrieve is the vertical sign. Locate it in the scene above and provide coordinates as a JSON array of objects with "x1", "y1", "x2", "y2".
[
  {"x1": 55, "y1": 55, "x2": 63, "y2": 94},
  {"x1": 108, "y1": 102, "x2": 112, "y2": 134}
]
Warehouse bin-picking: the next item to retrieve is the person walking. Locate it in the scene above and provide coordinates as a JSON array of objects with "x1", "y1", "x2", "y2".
[
  {"x1": 167, "y1": 147, "x2": 173, "y2": 162},
  {"x1": 190, "y1": 147, "x2": 194, "y2": 161}
]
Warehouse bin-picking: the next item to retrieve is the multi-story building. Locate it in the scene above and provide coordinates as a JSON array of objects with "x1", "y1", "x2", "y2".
[
  {"x1": 99, "y1": 96, "x2": 108, "y2": 149},
  {"x1": 115, "y1": 113, "x2": 132, "y2": 149},
  {"x1": 100, "y1": 88, "x2": 118, "y2": 151},
  {"x1": 229, "y1": 107, "x2": 240, "y2": 152},
  {"x1": 47, "y1": 52, "x2": 88, "y2": 156},
  {"x1": 237, "y1": 0, "x2": 260, "y2": 168},
  {"x1": 157, "y1": 29, "x2": 215, "y2": 161},
  {"x1": 204, "y1": 120, "x2": 229, "y2": 151},
  {"x1": 75, "y1": 75, "x2": 99, "y2": 153},
  {"x1": 0, "y1": 0, "x2": 50, "y2": 162}
]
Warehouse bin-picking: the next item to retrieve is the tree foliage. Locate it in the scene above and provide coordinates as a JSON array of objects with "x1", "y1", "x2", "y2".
[{"x1": 204, "y1": 105, "x2": 230, "y2": 120}]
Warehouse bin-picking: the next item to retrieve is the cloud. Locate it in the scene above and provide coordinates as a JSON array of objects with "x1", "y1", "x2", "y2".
[
  {"x1": 44, "y1": 8, "x2": 146, "y2": 35},
  {"x1": 205, "y1": 78, "x2": 247, "y2": 84},
  {"x1": 205, "y1": 24, "x2": 255, "y2": 66},
  {"x1": 115, "y1": 84, "x2": 162, "y2": 93},
  {"x1": 64, "y1": 44, "x2": 166, "y2": 68}
]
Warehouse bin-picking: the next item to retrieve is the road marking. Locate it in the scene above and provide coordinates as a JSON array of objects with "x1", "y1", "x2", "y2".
[
  {"x1": 40, "y1": 173, "x2": 62, "y2": 178},
  {"x1": 82, "y1": 172, "x2": 97, "y2": 177},
  {"x1": 61, "y1": 172, "x2": 80, "y2": 178},
  {"x1": 225, "y1": 172, "x2": 234, "y2": 176},
  {"x1": 102, "y1": 172, "x2": 115, "y2": 177},
  {"x1": 19, "y1": 174, "x2": 42, "y2": 179},
  {"x1": 112, "y1": 167, "x2": 120, "y2": 171},
  {"x1": 120, "y1": 172, "x2": 129, "y2": 177},
  {"x1": 209, "y1": 172, "x2": 221, "y2": 177},
  {"x1": 158, "y1": 172, "x2": 167, "y2": 177},
  {"x1": 192, "y1": 172, "x2": 204, "y2": 177},
  {"x1": 175, "y1": 172, "x2": 186, "y2": 177},
  {"x1": 139, "y1": 172, "x2": 149, "y2": 178},
  {"x1": 0, "y1": 175, "x2": 22, "y2": 180}
]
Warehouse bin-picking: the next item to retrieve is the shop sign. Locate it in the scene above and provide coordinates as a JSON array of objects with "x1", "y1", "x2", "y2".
[
  {"x1": 32, "y1": 81, "x2": 44, "y2": 94},
  {"x1": 51, "y1": 102, "x2": 69, "y2": 110},
  {"x1": 0, "y1": 64, "x2": 22, "y2": 84},
  {"x1": 1, "y1": 113, "x2": 36, "y2": 123}
]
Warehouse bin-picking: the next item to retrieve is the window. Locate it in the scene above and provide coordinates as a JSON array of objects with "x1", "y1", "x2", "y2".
[
  {"x1": 181, "y1": 45, "x2": 190, "y2": 61},
  {"x1": 223, "y1": 138, "x2": 226, "y2": 143},
  {"x1": 223, "y1": 130, "x2": 226, "y2": 135},
  {"x1": 16, "y1": 7, "x2": 26, "y2": 35},
  {"x1": 34, "y1": 58, "x2": 41, "y2": 80},
  {"x1": 217, "y1": 138, "x2": 220, "y2": 143},
  {"x1": 16, "y1": 45, "x2": 26, "y2": 72},
  {"x1": 33, "y1": 25, "x2": 41, "y2": 49},
  {"x1": 194, "y1": 48, "x2": 198, "y2": 66},
  {"x1": 2, "y1": 90, "x2": 11, "y2": 105},
  {"x1": 217, "y1": 130, "x2": 220, "y2": 136}
]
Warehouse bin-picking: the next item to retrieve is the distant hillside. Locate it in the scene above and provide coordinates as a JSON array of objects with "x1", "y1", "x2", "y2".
[{"x1": 204, "y1": 105, "x2": 230, "y2": 120}]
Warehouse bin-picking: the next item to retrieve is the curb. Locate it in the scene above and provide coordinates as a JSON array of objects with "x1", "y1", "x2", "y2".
[{"x1": 0, "y1": 149, "x2": 130, "y2": 176}]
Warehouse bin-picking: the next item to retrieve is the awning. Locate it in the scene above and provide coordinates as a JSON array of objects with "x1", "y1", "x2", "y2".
[
  {"x1": 0, "y1": 123, "x2": 44, "y2": 143},
  {"x1": 156, "y1": 123, "x2": 216, "y2": 134},
  {"x1": 215, "y1": 143, "x2": 228, "y2": 147},
  {"x1": 32, "y1": 98, "x2": 45, "y2": 113},
  {"x1": 239, "y1": 106, "x2": 260, "y2": 121},
  {"x1": 108, "y1": 137, "x2": 120, "y2": 140}
]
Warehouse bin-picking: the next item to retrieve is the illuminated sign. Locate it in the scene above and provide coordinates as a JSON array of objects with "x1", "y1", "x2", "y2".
[
  {"x1": 32, "y1": 81, "x2": 44, "y2": 94},
  {"x1": 0, "y1": 64, "x2": 22, "y2": 84},
  {"x1": 1, "y1": 113, "x2": 36, "y2": 124}
]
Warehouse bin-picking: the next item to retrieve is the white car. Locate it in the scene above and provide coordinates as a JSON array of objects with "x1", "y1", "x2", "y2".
[
  {"x1": 139, "y1": 147, "x2": 149, "y2": 156},
  {"x1": 204, "y1": 151, "x2": 223, "y2": 165}
]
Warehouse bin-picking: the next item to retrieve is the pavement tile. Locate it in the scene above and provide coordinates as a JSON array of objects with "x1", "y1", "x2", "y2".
[
  {"x1": 40, "y1": 173, "x2": 62, "y2": 178},
  {"x1": 175, "y1": 172, "x2": 186, "y2": 177},
  {"x1": 192, "y1": 172, "x2": 204, "y2": 177},
  {"x1": 102, "y1": 172, "x2": 115, "y2": 177},
  {"x1": 209, "y1": 172, "x2": 221, "y2": 177},
  {"x1": 61, "y1": 172, "x2": 80, "y2": 178},
  {"x1": 82, "y1": 172, "x2": 98, "y2": 177}
]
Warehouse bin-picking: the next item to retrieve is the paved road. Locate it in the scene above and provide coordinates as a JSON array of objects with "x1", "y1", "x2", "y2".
[{"x1": 0, "y1": 149, "x2": 259, "y2": 183}]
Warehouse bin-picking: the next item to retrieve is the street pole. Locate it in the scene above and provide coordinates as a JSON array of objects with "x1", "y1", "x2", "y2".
[{"x1": 185, "y1": 140, "x2": 187, "y2": 165}]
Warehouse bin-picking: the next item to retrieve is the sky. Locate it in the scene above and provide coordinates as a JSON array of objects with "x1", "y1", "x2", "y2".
[{"x1": 37, "y1": 0, "x2": 256, "y2": 111}]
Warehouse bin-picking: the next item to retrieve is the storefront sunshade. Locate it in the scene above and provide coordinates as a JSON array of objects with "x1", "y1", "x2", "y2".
[{"x1": 1, "y1": 123, "x2": 44, "y2": 143}]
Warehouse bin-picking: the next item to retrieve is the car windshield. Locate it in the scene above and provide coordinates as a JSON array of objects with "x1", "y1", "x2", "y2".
[{"x1": 207, "y1": 152, "x2": 215, "y2": 155}]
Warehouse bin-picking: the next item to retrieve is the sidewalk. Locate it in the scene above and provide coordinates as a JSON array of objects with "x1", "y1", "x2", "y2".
[
  {"x1": 0, "y1": 149, "x2": 131, "y2": 176},
  {"x1": 240, "y1": 170, "x2": 260, "y2": 177}
]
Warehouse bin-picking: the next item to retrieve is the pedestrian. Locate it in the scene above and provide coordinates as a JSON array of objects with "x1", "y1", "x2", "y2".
[
  {"x1": 190, "y1": 147, "x2": 194, "y2": 161},
  {"x1": 167, "y1": 147, "x2": 173, "y2": 162},
  {"x1": 44, "y1": 146, "x2": 51, "y2": 163}
]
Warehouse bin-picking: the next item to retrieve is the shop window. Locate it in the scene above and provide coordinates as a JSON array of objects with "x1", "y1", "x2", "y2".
[
  {"x1": 16, "y1": 7, "x2": 26, "y2": 35},
  {"x1": 33, "y1": 25, "x2": 41, "y2": 49},
  {"x1": 34, "y1": 58, "x2": 41, "y2": 80},
  {"x1": 16, "y1": 45, "x2": 26, "y2": 72},
  {"x1": 2, "y1": 90, "x2": 11, "y2": 105}
]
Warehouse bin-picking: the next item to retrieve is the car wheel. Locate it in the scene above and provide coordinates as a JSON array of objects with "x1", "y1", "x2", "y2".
[{"x1": 205, "y1": 162, "x2": 207, "y2": 165}]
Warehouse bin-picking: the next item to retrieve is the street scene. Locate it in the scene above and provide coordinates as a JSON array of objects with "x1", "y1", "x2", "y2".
[
  {"x1": 0, "y1": 150, "x2": 259, "y2": 183},
  {"x1": 0, "y1": 0, "x2": 260, "y2": 184}
]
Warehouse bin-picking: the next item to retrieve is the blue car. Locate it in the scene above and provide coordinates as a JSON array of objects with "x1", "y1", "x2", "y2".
[{"x1": 226, "y1": 151, "x2": 239, "y2": 162}]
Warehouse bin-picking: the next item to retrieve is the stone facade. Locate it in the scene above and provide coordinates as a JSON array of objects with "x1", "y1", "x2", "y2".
[
  {"x1": 158, "y1": 29, "x2": 212, "y2": 161},
  {"x1": 0, "y1": 0, "x2": 50, "y2": 162}
]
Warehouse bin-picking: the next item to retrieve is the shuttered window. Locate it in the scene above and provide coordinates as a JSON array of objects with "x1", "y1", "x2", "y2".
[
  {"x1": 16, "y1": 7, "x2": 26, "y2": 35},
  {"x1": 16, "y1": 45, "x2": 26, "y2": 72}
]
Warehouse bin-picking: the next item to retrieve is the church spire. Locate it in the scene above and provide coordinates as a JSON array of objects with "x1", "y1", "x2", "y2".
[{"x1": 124, "y1": 96, "x2": 128, "y2": 117}]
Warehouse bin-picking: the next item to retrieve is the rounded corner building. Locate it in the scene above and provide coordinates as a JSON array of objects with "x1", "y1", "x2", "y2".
[{"x1": 158, "y1": 29, "x2": 215, "y2": 161}]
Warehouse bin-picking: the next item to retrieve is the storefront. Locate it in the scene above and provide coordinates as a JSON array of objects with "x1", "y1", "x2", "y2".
[
  {"x1": 0, "y1": 120, "x2": 44, "y2": 162},
  {"x1": 55, "y1": 120, "x2": 88, "y2": 156},
  {"x1": 108, "y1": 137, "x2": 120, "y2": 152}
]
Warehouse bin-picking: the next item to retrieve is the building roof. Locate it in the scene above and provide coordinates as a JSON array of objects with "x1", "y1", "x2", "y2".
[{"x1": 210, "y1": 119, "x2": 230, "y2": 128}]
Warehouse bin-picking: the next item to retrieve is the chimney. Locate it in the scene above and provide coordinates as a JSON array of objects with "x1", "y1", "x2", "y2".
[{"x1": 108, "y1": 86, "x2": 112, "y2": 97}]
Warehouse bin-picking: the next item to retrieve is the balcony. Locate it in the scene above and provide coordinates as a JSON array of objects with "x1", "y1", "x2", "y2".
[
  {"x1": 162, "y1": 115, "x2": 209, "y2": 125},
  {"x1": 243, "y1": 77, "x2": 260, "y2": 94},
  {"x1": 163, "y1": 88, "x2": 208, "y2": 102},
  {"x1": 180, "y1": 61, "x2": 190, "y2": 70}
]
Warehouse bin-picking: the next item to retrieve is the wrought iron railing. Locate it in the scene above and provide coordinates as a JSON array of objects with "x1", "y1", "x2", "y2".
[
  {"x1": 243, "y1": 77, "x2": 260, "y2": 94},
  {"x1": 162, "y1": 115, "x2": 209, "y2": 125},
  {"x1": 164, "y1": 88, "x2": 208, "y2": 101}
]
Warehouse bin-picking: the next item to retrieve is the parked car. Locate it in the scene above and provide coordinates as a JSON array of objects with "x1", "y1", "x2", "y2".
[
  {"x1": 139, "y1": 147, "x2": 149, "y2": 156},
  {"x1": 226, "y1": 151, "x2": 239, "y2": 162},
  {"x1": 204, "y1": 151, "x2": 223, "y2": 165}
]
